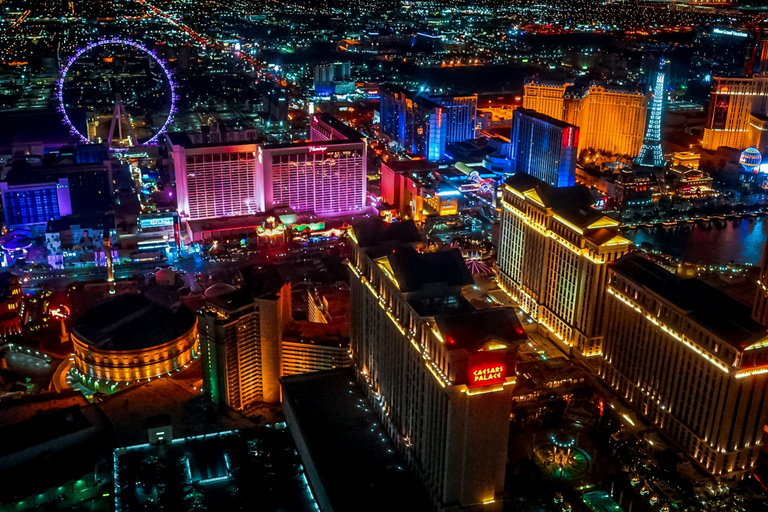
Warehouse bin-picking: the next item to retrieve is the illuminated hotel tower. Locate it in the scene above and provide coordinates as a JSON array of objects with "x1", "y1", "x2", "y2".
[
  {"x1": 496, "y1": 173, "x2": 631, "y2": 357},
  {"x1": 565, "y1": 84, "x2": 647, "y2": 157},
  {"x1": 634, "y1": 61, "x2": 667, "y2": 167},
  {"x1": 702, "y1": 76, "x2": 768, "y2": 153},
  {"x1": 198, "y1": 275, "x2": 291, "y2": 408},
  {"x1": 349, "y1": 218, "x2": 527, "y2": 511},
  {"x1": 522, "y1": 80, "x2": 573, "y2": 119},
  {"x1": 524, "y1": 79, "x2": 647, "y2": 158},
  {"x1": 753, "y1": 241, "x2": 768, "y2": 327},
  {"x1": 601, "y1": 254, "x2": 768, "y2": 480}
]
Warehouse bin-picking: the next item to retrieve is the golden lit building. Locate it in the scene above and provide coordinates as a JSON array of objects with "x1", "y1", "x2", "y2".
[
  {"x1": 71, "y1": 294, "x2": 197, "y2": 382},
  {"x1": 601, "y1": 254, "x2": 768, "y2": 480},
  {"x1": 702, "y1": 76, "x2": 768, "y2": 152},
  {"x1": 752, "y1": 241, "x2": 768, "y2": 327},
  {"x1": 522, "y1": 79, "x2": 573, "y2": 119},
  {"x1": 496, "y1": 173, "x2": 631, "y2": 357},
  {"x1": 349, "y1": 218, "x2": 527, "y2": 511},
  {"x1": 524, "y1": 79, "x2": 647, "y2": 157},
  {"x1": 0, "y1": 272, "x2": 22, "y2": 337}
]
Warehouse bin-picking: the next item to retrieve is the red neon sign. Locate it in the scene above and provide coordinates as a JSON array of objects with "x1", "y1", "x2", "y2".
[{"x1": 470, "y1": 363, "x2": 506, "y2": 387}]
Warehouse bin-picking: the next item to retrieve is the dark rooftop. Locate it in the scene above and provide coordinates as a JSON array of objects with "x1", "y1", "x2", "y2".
[
  {"x1": 382, "y1": 83, "x2": 441, "y2": 109},
  {"x1": 46, "y1": 213, "x2": 115, "y2": 235},
  {"x1": 281, "y1": 369, "x2": 433, "y2": 512},
  {"x1": 352, "y1": 218, "x2": 421, "y2": 248},
  {"x1": 387, "y1": 246, "x2": 473, "y2": 293},
  {"x1": 381, "y1": 159, "x2": 439, "y2": 173},
  {"x1": 0, "y1": 271, "x2": 19, "y2": 302},
  {"x1": 0, "y1": 405, "x2": 94, "y2": 458},
  {"x1": 506, "y1": 173, "x2": 602, "y2": 229},
  {"x1": 515, "y1": 108, "x2": 578, "y2": 130},
  {"x1": 0, "y1": 111, "x2": 82, "y2": 151},
  {"x1": 165, "y1": 131, "x2": 258, "y2": 149},
  {"x1": 72, "y1": 294, "x2": 196, "y2": 350},
  {"x1": 435, "y1": 308, "x2": 527, "y2": 352},
  {"x1": 612, "y1": 254, "x2": 767, "y2": 349},
  {"x1": 313, "y1": 113, "x2": 363, "y2": 141},
  {"x1": 205, "y1": 266, "x2": 287, "y2": 312}
]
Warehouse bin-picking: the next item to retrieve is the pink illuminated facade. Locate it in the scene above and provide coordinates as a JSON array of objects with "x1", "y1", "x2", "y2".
[
  {"x1": 166, "y1": 114, "x2": 366, "y2": 222},
  {"x1": 258, "y1": 114, "x2": 367, "y2": 216}
]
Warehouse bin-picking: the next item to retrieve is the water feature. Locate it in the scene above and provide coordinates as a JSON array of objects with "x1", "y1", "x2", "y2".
[{"x1": 622, "y1": 216, "x2": 768, "y2": 266}]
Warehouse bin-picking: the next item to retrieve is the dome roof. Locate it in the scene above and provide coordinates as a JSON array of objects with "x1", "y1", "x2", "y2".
[
  {"x1": 72, "y1": 294, "x2": 196, "y2": 350},
  {"x1": 676, "y1": 262, "x2": 698, "y2": 279},
  {"x1": 155, "y1": 268, "x2": 177, "y2": 286},
  {"x1": 204, "y1": 283, "x2": 237, "y2": 299}
]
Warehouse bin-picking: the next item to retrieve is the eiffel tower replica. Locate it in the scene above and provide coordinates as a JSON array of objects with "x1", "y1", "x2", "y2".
[
  {"x1": 634, "y1": 60, "x2": 668, "y2": 168},
  {"x1": 107, "y1": 93, "x2": 138, "y2": 150}
]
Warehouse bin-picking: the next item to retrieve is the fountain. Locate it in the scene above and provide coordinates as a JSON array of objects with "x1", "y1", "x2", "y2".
[{"x1": 533, "y1": 432, "x2": 591, "y2": 480}]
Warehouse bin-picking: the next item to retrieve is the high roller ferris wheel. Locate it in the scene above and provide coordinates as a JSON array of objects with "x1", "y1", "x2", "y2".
[{"x1": 56, "y1": 37, "x2": 178, "y2": 149}]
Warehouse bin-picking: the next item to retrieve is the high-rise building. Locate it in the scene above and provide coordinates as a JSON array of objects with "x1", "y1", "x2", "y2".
[
  {"x1": 634, "y1": 61, "x2": 668, "y2": 168},
  {"x1": 0, "y1": 178, "x2": 71, "y2": 235},
  {"x1": 428, "y1": 93, "x2": 478, "y2": 145},
  {"x1": 258, "y1": 114, "x2": 367, "y2": 216},
  {"x1": 349, "y1": 218, "x2": 527, "y2": 511},
  {"x1": 524, "y1": 79, "x2": 647, "y2": 158},
  {"x1": 167, "y1": 114, "x2": 366, "y2": 221},
  {"x1": 522, "y1": 80, "x2": 573, "y2": 120},
  {"x1": 313, "y1": 61, "x2": 354, "y2": 97},
  {"x1": 166, "y1": 136, "x2": 260, "y2": 221},
  {"x1": 496, "y1": 173, "x2": 631, "y2": 357},
  {"x1": 564, "y1": 84, "x2": 647, "y2": 157},
  {"x1": 198, "y1": 273, "x2": 291, "y2": 408},
  {"x1": 752, "y1": 242, "x2": 768, "y2": 327},
  {"x1": 281, "y1": 329, "x2": 351, "y2": 376},
  {"x1": 509, "y1": 109, "x2": 578, "y2": 187},
  {"x1": 691, "y1": 26, "x2": 756, "y2": 86},
  {"x1": 601, "y1": 253, "x2": 768, "y2": 480},
  {"x1": 4, "y1": 150, "x2": 113, "y2": 216},
  {"x1": 380, "y1": 84, "x2": 447, "y2": 161},
  {"x1": 702, "y1": 76, "x2": 768, "y2": 152}
]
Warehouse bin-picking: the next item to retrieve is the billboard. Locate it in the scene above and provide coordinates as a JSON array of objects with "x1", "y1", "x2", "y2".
[{"x1": 709, "y1": 93, "x2": 730, "y2": 129}]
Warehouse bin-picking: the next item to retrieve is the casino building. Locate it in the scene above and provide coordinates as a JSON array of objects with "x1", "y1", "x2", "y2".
[
  {"x1": 71, "y1": 294, "x2": 197, "y2": 382},
  {"x1": 523, "y1": 79, "x2": 647, "y2": 158},
  {"x1": 702, "y1": 76, "x2": 768, "y2": 153},
  {"x1": 601, "y1": 254, "x2": 768, "y2": 479},
  {"x1": 496, "y1": 173, "x2": 631, "y2": 357},
  {"x1": 166, "y1": 113, "x2": 366, "y2": 223},
  {"x1": 258, "y1": 114, "x2": 367, "y2": 216},
  {"x1": 349, "y1": 218, "x2": 527, "y2": 511}
]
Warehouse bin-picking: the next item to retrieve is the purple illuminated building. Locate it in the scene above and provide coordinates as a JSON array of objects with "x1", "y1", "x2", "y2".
[{"x1": 258, "y1": 114, "x2": 367, "y2": 216}]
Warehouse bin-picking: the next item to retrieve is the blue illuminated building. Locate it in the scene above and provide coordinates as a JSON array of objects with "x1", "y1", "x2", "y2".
[
  {"x1": 428, "y1": 94, "x2": 478, "y2": 145},
  {"x1": 380, "y1": 84, "x2": 447, "y2": 161},
  {"x1": 0, "y1": 178, "x2": 72, "y2": 235},
  {"x1": 509, "y1": 109, "x2": 578, "y2": 187},
  {"x1": 634, "y1": 60, "x2": 667, "y2": 168}
]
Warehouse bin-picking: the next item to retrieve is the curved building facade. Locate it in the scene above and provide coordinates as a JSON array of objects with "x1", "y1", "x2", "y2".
[{"x1": 72, "y1": 294, "x2": 197, "y2": 382}]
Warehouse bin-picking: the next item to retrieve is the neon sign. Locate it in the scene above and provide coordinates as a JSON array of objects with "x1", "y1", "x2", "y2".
[
  {"x1": 471, "y1": 364, "x2": 506, "y2": 386},
  {"x1": 309, "y1": 146, "x2": 328, "y2": 153},
  {"x1": 50, "y1": 304, "x2": 70, "y2": 320},
  {"x1": 713, "y1": 28, "x2": 747, "y2": 38}
]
